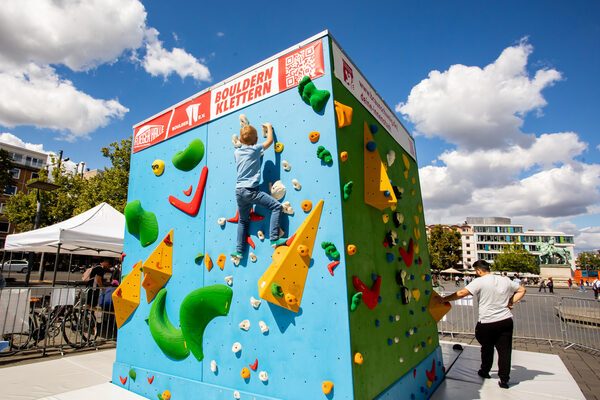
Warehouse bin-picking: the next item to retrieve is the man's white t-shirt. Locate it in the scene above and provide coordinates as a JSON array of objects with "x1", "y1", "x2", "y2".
[{"x1": 465, "y1": 274, "x2": 521, "y2": 323}]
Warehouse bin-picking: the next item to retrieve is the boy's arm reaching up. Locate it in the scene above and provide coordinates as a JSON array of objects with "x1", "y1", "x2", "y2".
[{"x1": 262, "y1": 123, "x2": 273, "y2": 150}]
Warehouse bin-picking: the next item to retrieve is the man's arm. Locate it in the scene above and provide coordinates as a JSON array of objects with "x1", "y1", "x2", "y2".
[
  {"x1": 508, "y1": 285, "x2": 526, "y2": 308},
  {"x1": 441, "y1": 288, "x2": 472, "y2": 303},
  {"x1": 262, "y1": 123, "x2": 273, "y2": 150}
]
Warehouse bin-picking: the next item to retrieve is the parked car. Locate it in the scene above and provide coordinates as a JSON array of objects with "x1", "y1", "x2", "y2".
[{"x1": 1, "y1": 260, "x2": 29, "y2": 273}]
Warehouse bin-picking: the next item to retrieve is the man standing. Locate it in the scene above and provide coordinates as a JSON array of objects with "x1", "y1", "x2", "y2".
[
  {"x1": 592, "y1": 277, "x2": 600, "y2": 301},
  {"x1": 438, "y1": 260, "x2": 526, "y2": 389}
]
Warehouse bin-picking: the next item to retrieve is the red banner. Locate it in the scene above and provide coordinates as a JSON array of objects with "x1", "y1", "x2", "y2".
[{"x1": 278, "y1": 40, "x2": 324, "y2": 91}]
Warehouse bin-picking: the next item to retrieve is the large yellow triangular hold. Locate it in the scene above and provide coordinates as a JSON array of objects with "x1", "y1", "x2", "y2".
[
  {"x1": 142, "y1": 229, "x2": 174, "y2": 303},
  {"x1": 258, "y1": 200, "x2": 324, "y2": 313},
  {"x1": 363, "y1": 121, "x2": 397, "y2": 210},
  {"x1": 112, "y1": 261, "x2": 142, "y2": 328},
  {"x1": 334, "y1": 100, "x2": 353, "y2": 128},
  {"x1": 428, "y1": 291, "x2": 452, "y2": 323}
]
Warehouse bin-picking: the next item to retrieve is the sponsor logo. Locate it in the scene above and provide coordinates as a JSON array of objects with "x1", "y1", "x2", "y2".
[{"x1": 134, "y1": 124, "x2": 164, "y2": 147}]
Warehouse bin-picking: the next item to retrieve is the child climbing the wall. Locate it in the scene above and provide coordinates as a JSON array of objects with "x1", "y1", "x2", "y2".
[{"x1": 231, "y1": 122, "x2": 286, "y2": 259}]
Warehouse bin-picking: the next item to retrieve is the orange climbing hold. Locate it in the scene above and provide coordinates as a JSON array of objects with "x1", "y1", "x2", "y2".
[
  {"x1": 309, "y1": 131, "x2": 320, "y2": 143},
  {"x1": 205, "y1": 254, "x2": 213, "y2": 272},
  {"x1": 347, "y1": 244, "x2": 357, "y2": 255},
  {"x1": 322, "y1": 381, "x2": 334, "y2": 395},
  {"x1": 354, "y1": 352, "x2": 364, "y2": 365},
  {"x1": 241, "y1": 367, "x2": 251, "y2": 379},
  {"x1": 340, "y1": 151, "x2": 348, "y2": 162},
  {"x1": 301, "y1": 200, "x2": 312, "y2": 212},
  {"x1": 334, "y1": 100, "x2": 353, "y2": 128},
  {"x1": 297, "y1": 245, "x2": 308, "y2": 256},
  {"x1": 285, "y1": 293, "x2": 298, "y2": 305},
  {"x1": 217, "y1": 254, "x2": 226, "y2": 270}
]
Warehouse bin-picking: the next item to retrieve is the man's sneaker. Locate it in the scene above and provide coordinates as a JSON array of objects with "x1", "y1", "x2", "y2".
[
  {"x1": 230, "y1": 251, "x2": 243, "y2": 259},
  {"x1": 270, "y1": 238, "x2": 288, "y2": 248},
  {"x1": 498, "y1": 381, "x2": 509, "y2": 389},
  {"x1": 477, "y1": 370, "x2": 491, "y2": 379}
]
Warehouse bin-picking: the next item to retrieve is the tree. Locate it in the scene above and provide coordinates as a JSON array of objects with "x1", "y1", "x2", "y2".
[
  {"x1": 576, "y1": 251, "x2": 600, "y2": 271},
  {"x1": 493, "y1": 243, "x2": 539, "y2": 274},
  {"x1": 427, "y1": 225, "x2": 462, "y2": 271},
  {"x1": 0, "y1": 149, "x2": 16, "y2": 192}
]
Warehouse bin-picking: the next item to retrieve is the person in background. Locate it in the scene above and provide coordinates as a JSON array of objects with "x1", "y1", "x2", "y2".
[
  {"x1": 0, "y1": 269, "x2": 5, "y2": 289},
  {"x1": 579, "y1": 279, "x2": 586, "y2": 292},
  {"x1": 592, "y1": 277, "x2": 600, "y2": 301},
  {"x1": 438, "y1": 259, "x2": 526, "y2": 389},
  {"x1": 547, "y1": 277, "x2": 554, "y2": 294},
  {"x1": 88, "y1": 259, "x2": 113, "y2": 288},
  {"x1": 539, "y1": 278, "x2": 546, "y2": 293},
  {"x1": 567, "y1": 278, "x2": 573, "y2": 290}
]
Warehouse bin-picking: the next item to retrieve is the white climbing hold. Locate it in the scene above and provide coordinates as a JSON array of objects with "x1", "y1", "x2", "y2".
[
  {"x1": 394, "y1": 336, "x2": 399, "y2": 343},
  {"x1": 292, "y1": 179, "x2": 301, "y2": 191},
  {"x1": 232, "y1": 342, "x2": 242, "y2": 353},
  {"x1": 269, "y1": 180, "x2": 286, "y2": 200},
  {"x1": 224, "y1": 276, "x2": 233, "y2": 286},
  {"x1": 414, "y1": 346, "x2": 419, "y2": 352},
  {"x1": 232, "y1": 134, "x2": 242, "y2": 148},
  {"x1": 399, "y1": 357, "x2": 404, "y2": 363},
  {"x1": 239, "y1": 319, "x2": 250, "y2": 331},
  {"x1": 239, "y1": 114, "x2": 249, "y2": 127},
  {"x1": 210, "y1": 360, "x2": 217, "y2": 372},
  {"x1": 250, "y1": 297, "x2": 262, "y2": 309},
  {"x1": 230, "y1": 256, "x2": 240, "y2": 266},
  {"x1": 258, "y1": 371, "x2": 269, "y2": 382},
  {"x1": 387, "y1": 150, "x2": 396, "y2": 166},
  {"x1": 249, "y1": 252, "x2": 257, "y2": 262},
  {"x1": 395, "y1": 315, "x2": 400, "y2": 321},
  {"x1": 257, "y1": 230, "x2": 265, "y2": 241},
  {"x1": 218, "y1": 217, "x2": 226, "y2": 226},
  {"x1": 282, "y1": 160, "x2": 291, "y2": 171},
  {"x1": 409, "y1": 328, "x2": 414, "y2": 335},
  {"x1": 281, "y1": 201, "x2": 294, "y2": 215},
  {"x1": 261, "y1": 123, "x2": 268, "y2": 137},
  {"x1": 234, "y1": 391, "x2": 241, "y2": 399},
  {"x1": 259, "y1": 320, "x2": 269, "y2": 334}
]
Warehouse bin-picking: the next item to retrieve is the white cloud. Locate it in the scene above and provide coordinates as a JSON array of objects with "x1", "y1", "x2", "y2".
[
  {"x1": 397, "y1": 39, "x2": 562, "y2": 150},
  {"x1": 0, "y1": 132, "x2": 48, "y2": 153},
  {"x1": 217, "y1": 32, "x2": 225, "y2": 37},
  {"x1": 141, "y1": 28, "x2": 211, "y2": 82}
]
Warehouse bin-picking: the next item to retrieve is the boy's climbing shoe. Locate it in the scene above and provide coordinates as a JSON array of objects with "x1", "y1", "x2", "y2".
[
  {"x1": 270, "y1": 238, "x2": 288, "y2": 248},
  {"x1": 230, "y1": 251, "x2": 243, "y2": 259}
]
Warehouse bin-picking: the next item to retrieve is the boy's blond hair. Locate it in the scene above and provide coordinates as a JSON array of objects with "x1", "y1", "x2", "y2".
[{"x1": 240, "y1": 125, "x2": 257, "y2": 145}]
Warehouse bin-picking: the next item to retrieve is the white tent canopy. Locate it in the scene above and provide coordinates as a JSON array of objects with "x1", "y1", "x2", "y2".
[{"x1": 4, "y1": 202, "x2": 124, "y2": 257}]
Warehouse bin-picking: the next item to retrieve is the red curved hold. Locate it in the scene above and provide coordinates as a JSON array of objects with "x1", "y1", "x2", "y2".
[
  {"x1": 398, "y1": 238, "x2": 414, "y2": 267},
  {"x1": 183, "y1": 185, "x2": 193, "y2": 196},
  {"x1": 352, "y1": 275, "x2": 381, "y2": 309},
  {"x1": 147, "y1": 376, "x2": 154, "y2": 384},
  {"x1": 246, "y1": 235, "x2": 255, "y2": 249},
  {"x1": 169, "y1": 166, "x2": 208, "y2": 216},
  {"x1": 425, "y1": 359, "x2": 436, "y2": 381},
  {"x1": 249, "y1": 358, "x2": 258, "y2": 371},
  {"x1": 327, "y1": 261, "x2": 340, "y2": 276},
  {"x1": 227, "y1": 208, "x2": 265, "y2": 223},
  {"x1": 119, "y1": 376, "x2": 127, "y2": 385},
  {"x1": 286, "y1": 234, "x2": 296, "y2": 247}
]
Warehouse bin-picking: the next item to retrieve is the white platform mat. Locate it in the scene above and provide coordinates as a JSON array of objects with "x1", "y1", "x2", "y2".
[
  {"x1": 434, "y1": 341, "x2": 585, "y2": 400},
  {"x1": 37, "y1": 383, "x2": 147, "y2": 400}
]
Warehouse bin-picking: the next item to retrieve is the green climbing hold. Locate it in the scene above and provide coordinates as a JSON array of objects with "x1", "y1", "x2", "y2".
[
  {"x1": 124, "y1": 200, "x2": 159, "y2": 247},
  {"x1": 350, "y1": 292, "x2": 363, "y2": 311},
  {"x1": 317, "y1": 146, "x2": 333, "y2": 165},
  {"x1": 271, "y1": 283, "x2": 284, "y2": 297},
  {"x1": 128, "y1": 369, "x2": 136, "y2": 381},
  {"x1": 195, "y1": 252, "x2": 204, "y2": 264},
  {"x1": 298, "y1": 76, "x2": 330, "y2": 112},
  {"x1": 321, "y1": 241, "x2": 340, "y2": 260},
  {"x1": 172, "y1": 138, "x2": 205, "y2": 171},
  {"x1": 343, "y1": 181, "x2": 354, "y2": 200},
  {"x1": 147, "y1": 288, "x2": 190, "y2": 360}
]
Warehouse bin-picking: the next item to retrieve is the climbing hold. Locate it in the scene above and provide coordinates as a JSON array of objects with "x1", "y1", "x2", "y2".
[
  {"x1": 205, "y1": 254, "x2": 213, "y2": 271},
  {"x1": 147, "y1": 376, "x2": 154, "y2": 384},
  {"x1": 129, "y1": 369, "x2": 136, "y2": 381},
  {"x1": 281, "y1": 160, "x2": 291, "y2": 172},
  {"x1": 172, "y1": 139, "x2": 205, "y2": 171},
  {"x1": 298, "y1": 75, "x2": 330, "y2": 112},
  {"x1": 217, "y1": 254, "x2": 226, "y2": 270},
  {"x1": 146, "y1": 288, "x2": 190, "y2": 360},
  {"x1": 292, "y1": 179, "x2": 302, "y2": 191},
  {"x1": 161, "y1": 390, "x2": 171, "y2": 400},
  {"x1": 284, "y1": 293, "x2": 297, "y2": 305},
  {"x1": 239, "y1": 113, "x2": 249, "y2": 127},
  {"x1": 232, "y1": 342, "x2": 242, "y2": 353},
  {"x1": 340, "y1": 151, "x2": 348, "y2": 162},
  {"x1": 281, "y1": 201, "x2": 294, "y2": 215},
  {"x1": 297, "y1": 244, "x2": 309, "y2": 256},
  {"x1": 249, "y1": 252, "x2": 257, "y2": 262},
  {"x1": 231, "y1": 255, "x2": 240, "y2": 266},
  {"x1": 327, "y1": 260, "x2": 340, "y2": 276},
  {"x1": 250, "y1": 296, "x2": 262, "y2": 309},
  {"x1": 386, "y1": 253, "x2": 395, "y2": 263},
  {"x1": 234, "y1": 391, "x2": 241, "y2": 399},
  {"x1": 169, "y1": 166, "x2": 208, "y2": 216},
  {"x1": 321, "y1": 241, "x2": 340, "y2": 259},
  {"x1": 218, "y1": 218, "x2": 226, "y2": 226},
  {"x1": 363, "y1": 122, "x2": 397, "y2": 210},
  {"x1": 141, "y1": 230, "x2": 174, "y2": 303},
  {"x1": 124, "y1": 200, "x2": 159, "y2": 247},
  {"x1": 259, "y1": 371, "x2": 268, "y2": 382},
  {"x1": 343, "y1": 181, "x2": 353, "y2": 200},
  {"x1": 151, "y1": 160, "x2": 165, "y2": 176},
  {"x1": 239, "y1": 319, "x2": 250, "y2": 331},
  {"x1": 402, "y1": 153, "x2": 411, "y2": 169},
  {"x1": 392, "y1": 212, "x2": 404, "y2": 227},
  {"x1": 316, "y1": 145, "x2": 333, "y2": 165},
  {"x1": 399, "y1": 238, "x2": 414, "y2": 267},
  {"x1": 354, "y1": 352, "x2": 364, "y2": 365},
  {"x1": 241, "y1": 367, "x2": 251, "y2": 379},
  {"x1": 112, "y1": 261, "x2": 142, "y2": 328},
  {"x1": 301, "y1": 200, "x2": 312, "y2": 212},
  {"x1": 366, "y1": 141, "x2": 377, "y2": 152},
  {"x1": 271, "y1": 283, "x2": 284, "y2": 297},
  {"x1": 412, "y1": 289, "x2": 421, "y2": 302},
  {"x1": 387, "y1": 150, "x2": 396, "y2": 166},
  {"x1": 383, "y1": 190, "x2": 390, "y2": 197},
  {"x1": 352, "y1": 275, "x2": 382, "y2": 310},
  {"x1": 224, "y1": 276, "x2": 233, "y2": 286},
  {"x1": 210, "y1": 360, "x2": 217, "y2": 373},
  {"x1": 274, "y1": 142, "x2": 284, "y2": 153},
  {"x1": 334, "y1": 100, "x2": 353, "y2": 127},
  {"x1": 370, "y1": 124, "x2": 378, "y2": 133},
  {"x1": 322, "y1": 381, "x2": 334, "y2": 395},
  {"x1": 347, "y1": 244, "x2": 357, "y2": 255},
  {"x1": 249, "y1": 358, "x2": 258, "y2": 371},
  {"x1": 382, "y1": 214, "x2": 389, "y2": 223},
  {"x1": 385, "y1": 230, "x2": 398, "y2": 248},
  {"x1": 232, "y1": 134, "x2": 242, "y2": 148},
  {"x1": 269, "y1": 180, "x2": 286, "y2": 200},
  {"x1": 259, "y1": 321, "x2": 269, "y2": 333},
  {"x1": 309, "y1": 131, "x2": 320, "y2": 143},
  {"x1": 194, "y1": 252, "x2": 204, "y2": 264},
  {"x1": 257, "y1": 230, "x2": 265, "y2": 241},
  {"x1": 350, "y1": 292, "x2": 363, "y2": 311}
]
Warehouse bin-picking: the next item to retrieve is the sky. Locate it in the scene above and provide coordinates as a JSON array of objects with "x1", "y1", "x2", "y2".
[{"x1": 0, "y1": 1, "x2": 598, "y2": 252}]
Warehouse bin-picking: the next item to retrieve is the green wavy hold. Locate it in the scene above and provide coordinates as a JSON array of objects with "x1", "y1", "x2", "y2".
[
  {"x1": 298, "y1": 76, "x2": 330, "y2": 113},
  {"x1": 124, "y1": 200, "x2": 159, "y2": 247},
  {"x1": 172, "y1": 139, "x2": 205, "y2": 171}
]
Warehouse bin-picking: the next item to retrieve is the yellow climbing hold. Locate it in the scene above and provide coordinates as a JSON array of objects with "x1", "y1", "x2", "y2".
[
  {"x1": 297, "y1": 245, "x2": 309, "y2": 256},
  {"x1": 322, "y1": 381, "x2": 334, "y2": 395},
  {"x1": 205, "y1": 254, "x2": 213, "y2": 272},
  {"x1": 162, "y1": 390, "x2": 171, "y2": 400},
  {"x1": 112, "y1": 260, "x2": 142, "y2": 328},
  {"x1": 217, "y1": 253, "x2": 226, "y2": 270},
  {"x1": 415, "y1": 243, "x2": 419, "y2": 254},
  {"x1": 403, "y1": 170, "x2": 409, "y2": 179},
  {"x1": 412, "y1": 289, "x2": 421, "y2": 302},
  {"x1": 363, "y1": 122, "x2": 397, "y2": 210},
  {"x1": 354, "y1": 352, "x2": 364, "y2": 365},
  {"x1": 340, "y1": 151, "x2": 348, "y2": 162},
  {"x1": 334, "y1": 100, "x2": 353, "y2": 128},
  {"x1": 414, "y1": 227, "x2": 421, "y2": 240},
  {"x1": 241, "y1": 367, "x2": 251, "y2": 379},
  {"x1": 382, "y1": 214, "x2": 389, "y2": 223},
  {"x1": 347, "y1": 244, "x2": 357, "y2": 255},
  {"x1": 152, "y1": 159, "x2": 165, "y2": 176},
  {"x1": 412, "y1": 177, "x2": 416, "y2": 184},
  {"x1": 284, "y1": 293, "x2": 298, "y2": 305},
  {"x1": 418, "y1": 205, "x2": 423, "y2": 213},
  {"x1": 402, "y1": 153, "x2": 410, "y2": 169},
  {"x1": 414, "y1": 215, "x2": 420, "y2": 224},
  {"x1": 141, "y1": 230, "x2": 173, "y2": 303},
  {"x1": 428, "y1": 291, "x2": 451, "y2": 322},
  {"x1": 274, "y1": 142, "x2": 284, "y2": 153}
]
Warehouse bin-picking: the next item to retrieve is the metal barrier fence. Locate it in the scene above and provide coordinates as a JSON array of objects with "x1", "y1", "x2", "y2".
[
  {"x1": 0, "y1": 286, "x2": 117, "y2": 357},
  {"x1": 558, "y1": 296, "x2": 600, "y2": 352}
]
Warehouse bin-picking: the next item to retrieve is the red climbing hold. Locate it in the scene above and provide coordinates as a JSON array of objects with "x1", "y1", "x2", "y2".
[
  {"x1": 425, "y1": 359, "x2": 436, "y2": 382},
  {"x1": 285, "y1": 234, "x2": 296, "y2": 246},
  {"x1": 227, "y1": 208, "x2": 265, "y2": 223},
  {"x1": 183, "y1": 185, "x2": 193, "y2": 196},
  {"x1": 413, "y1": 369, "x2": 417, "y2": 378},
  {"x1": 163, "y1": 234, "x2": 173, "y2": 246},
  {"x1": 246, "y1": 235, "x2": 256, "y2": 249},
  {"x1": 119, "y1": 376, "x2": 127, "y2": 385},
  {"x1": 327, "y1": 261, "x2": 340, "y2": 276},
  {"x1": 398, "y1": 238, "x2": 414, "y2": 267},
  {"x1": 249, "y1": 358, "x2": 258, "y2": 371},
  {"x1": 352, "y1": 275, "x2": 382, "y2": 309},
  {"x1": 120, "y1": 253, "x2": 126, "y2": 263},
  {"x1": 115, "y1": 288, "x2": 122, "y2": 297},
  {"x1": 168, "y1": 166, "x2": 208, "y2": 216},
  {"x1": 147, "y1": 376, "x2": 154, "y2": 384}
]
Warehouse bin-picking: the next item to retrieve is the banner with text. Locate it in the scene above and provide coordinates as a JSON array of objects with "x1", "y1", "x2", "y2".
[
  {"x1": 331, "y1": 41, "x2": 416, "y2": 160},
  {"x1": 133, "y1": 40, "x2": 325, "y2": 153}
]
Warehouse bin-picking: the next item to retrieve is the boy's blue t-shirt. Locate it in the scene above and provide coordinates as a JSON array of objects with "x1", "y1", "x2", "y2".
[{"x1": 234, "y1": 143, "x2": 263, "y2": 188}]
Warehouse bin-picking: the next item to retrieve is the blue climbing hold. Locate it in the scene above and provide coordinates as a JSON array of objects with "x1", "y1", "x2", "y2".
[
  {"x1": 424, "y1": 274, "x2": 431, "y2": 281},
  {"x1": 375, "y1": 319, "x2": 380, "y2": 327},
  {"x1": 371, "y1": 273, "x2": 377, "y2": 281},
  {"x1": 389, "y1": 315, "x2": 394, "y2": 322},
  {"x1": 369, "y1": 124, "x2": 378, "y2": 133},
  {"x1": 383, "y1": 190, "x2": 390, "y2": 197},
  {"x1": 410, "y1": 274, "x2": 415, "y2": 280},
  {"x1": 409, "y1": 310, "x2": 414, "y2": 315},
  {"x1": 378, "y1": 296, "x2": 382, "y2": 303},
  {"x1": 387, "y1": 338, "x2": 393, "y2": 346},
  {"x1": 414, "y1": 327, "x2": 418, "y2": 333},
  {"x1": 421, "y1": 341, "x2": 426, "y2": 347},
  {"x1": 422, "y1": 306, "x2": 426, "y2": 312},
  {"x1": 405, "y1": 331, "x2": 410, "y2": 337},
  {"x1": 366, "y1": 141, "x2": 377, "y2": 151},
  {"x1": 386, "y1": 253, "x2": 394, "y2": 263},
  {"x1": 396, "y1": 294, "x2": 401, "y2": 300},
  {"x1": 425, "y1": 290, "x2": 430, "y2": 295},
  {"x1": 403, "y1": 225, "x2": 407, "y2": 230}
]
